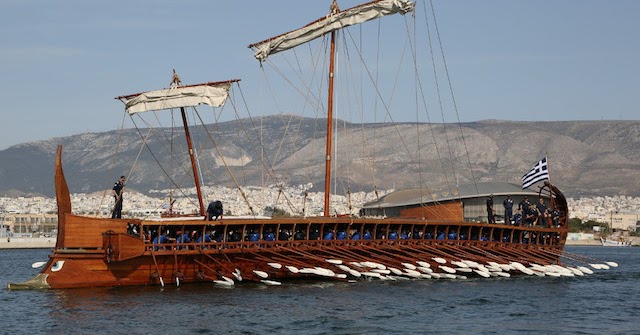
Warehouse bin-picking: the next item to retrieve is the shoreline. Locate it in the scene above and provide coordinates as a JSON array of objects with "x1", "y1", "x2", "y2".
[
  {"x1": 0, "y1": 237, "x2": 55, "y2": 249},
  {"x1": 565, "y1": 239, "x2": 602, "y2": 246}
]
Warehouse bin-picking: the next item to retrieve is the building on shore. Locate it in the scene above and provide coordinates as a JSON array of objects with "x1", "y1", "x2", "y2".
[
  {"x1": 0, "y1": 213, "x2": 58, "y2": 237},
  {"x1": 607, "y1": 211, "x2": 640, "y2": 232}
]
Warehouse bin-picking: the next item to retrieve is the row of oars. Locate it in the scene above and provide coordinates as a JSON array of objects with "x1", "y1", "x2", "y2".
[
  {"x1": 210, "y1": 250, "x2": 619, "y2": 287},
  {"x1": 29, "y1": 245, "x2": 618, "y2": 288}
]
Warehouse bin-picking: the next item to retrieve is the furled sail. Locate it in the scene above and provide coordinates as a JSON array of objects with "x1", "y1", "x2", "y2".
[
  {"x1": 249, "y1": 0, "x2": 415, "y2": 61},
  {"x1": 119, "y1": 82, "x2": 233, "y2": 115}
]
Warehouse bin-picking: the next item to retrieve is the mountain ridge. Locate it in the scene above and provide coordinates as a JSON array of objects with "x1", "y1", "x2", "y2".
[{"x1": 1, "y1": 117, "x2": 638, "y2": 198}]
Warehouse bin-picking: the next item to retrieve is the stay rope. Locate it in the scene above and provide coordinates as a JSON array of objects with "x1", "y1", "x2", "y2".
[{"x1": 426, "y1": 0, "x2": 479, "y2": 196}]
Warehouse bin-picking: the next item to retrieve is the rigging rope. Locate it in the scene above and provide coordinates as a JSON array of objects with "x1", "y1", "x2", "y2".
[
  {"x1": 230, "y1": 83, "x2": 302, "y2": 215},
  {"x1": 129, "y1": 116, "x2": 200, "y2": 212},
  {"x1": 257, "y1": 42, "x2": 330, "y2": 215},
  {"x1": 421, "y1": 2, "x2": 458, "y2": 198},
  {"x1": 97, "y1": 110, "x2": 128, "y2": 217},
  {"x1": 191, "y1": 97, "x2": 257, "y2": 216},
  {"x1": 342, "y1": 14, "x2": 447, "y2": 212},
  {"x1": 427, "y1": 0, "x2": 480, "y2": 196}
]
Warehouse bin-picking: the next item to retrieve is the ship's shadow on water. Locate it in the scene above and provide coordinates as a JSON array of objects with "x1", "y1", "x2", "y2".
[{"x1": 1, "y1": 246, "x2": 639, "y2": 335}]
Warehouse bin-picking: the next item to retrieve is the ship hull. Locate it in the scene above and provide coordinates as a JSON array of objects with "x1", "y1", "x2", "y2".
[{"x1": 10, "y1": 214, "x2": 568, "y2": 289}]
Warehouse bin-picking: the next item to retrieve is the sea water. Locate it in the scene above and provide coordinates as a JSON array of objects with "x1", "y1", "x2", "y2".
[{"x1": 0, "y1": 246, "x2": 638, "y2": 335}]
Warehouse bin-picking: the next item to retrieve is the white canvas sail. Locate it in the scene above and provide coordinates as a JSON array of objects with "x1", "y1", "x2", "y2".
[
  {"x1": 249, "y1": 0, "x2": 415, "y2": 61},
  {"x1": 121, "y1": 83, "x2": 232, "y2": 115}
]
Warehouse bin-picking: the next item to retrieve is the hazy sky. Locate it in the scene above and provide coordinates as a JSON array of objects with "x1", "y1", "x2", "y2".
[{"x1": 1, "y1": 0, "x2": 638, "y2": 150}]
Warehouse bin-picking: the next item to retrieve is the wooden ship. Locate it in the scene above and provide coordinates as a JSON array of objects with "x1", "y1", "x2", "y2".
[{"x1": 10, "y1": 0, "x2": 611, "y2": 290}]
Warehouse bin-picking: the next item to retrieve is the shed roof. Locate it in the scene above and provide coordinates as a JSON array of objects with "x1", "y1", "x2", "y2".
[{"x1": 362, "y1": 182, "x2": 541, "y2": 209}]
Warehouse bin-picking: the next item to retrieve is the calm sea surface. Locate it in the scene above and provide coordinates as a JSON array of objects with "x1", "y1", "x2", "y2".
[{"x1": 1, "y1": 246, "x2": 638, "y2": 335}]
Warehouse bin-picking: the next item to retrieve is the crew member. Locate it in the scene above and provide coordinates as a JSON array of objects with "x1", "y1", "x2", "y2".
[
  {"x1": 536, "y1": 198, "x2": 549, "y2": 227},
  {"x1": 486, "y1": 194, "x2": 495, "y2": 223},
  {"x1": 206, "y1": 200, "x2": 223, "y2": 221},
  {"x1": 551, "y1": 207, "x2": 561, "y2": 227},
  {"x1": 111, "y1": 175, "x2": 126, "y2": 219},
  {"x1": 518, "y1": 196, "x2": 531, "y2": 213},
  {"x1": 503, "y1": 195, "x2": 514, "y2": 224},
  {"x1": 513, "y1": 209, "x2": 523, "y2": 226}
]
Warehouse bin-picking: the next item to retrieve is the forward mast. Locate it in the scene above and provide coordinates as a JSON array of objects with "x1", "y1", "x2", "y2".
[{"x1": 115, "y1": 78, "x2": 240, "y2": 216}]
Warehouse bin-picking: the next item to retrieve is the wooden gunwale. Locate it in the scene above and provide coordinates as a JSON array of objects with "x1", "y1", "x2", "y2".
[{"x1": 129, "y1": 218, "x2": 565, "y2": 253}]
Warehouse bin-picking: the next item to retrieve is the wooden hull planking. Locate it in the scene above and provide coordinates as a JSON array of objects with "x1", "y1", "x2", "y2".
[{"x1": 10, "y1": 214, "x2": 568, "y2": 289}]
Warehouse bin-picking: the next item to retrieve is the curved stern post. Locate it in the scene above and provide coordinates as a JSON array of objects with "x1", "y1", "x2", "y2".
[
  {"x1": 6, "y1": 146, "x2": 69, "y2": 289},
  {"x1": 54, "y1": 144, "x2": 72, "y2": 250}
]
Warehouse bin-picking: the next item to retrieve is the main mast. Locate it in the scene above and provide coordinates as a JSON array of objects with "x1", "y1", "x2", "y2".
[
  {"x1": 324, "y1": 29, "x2": 337, "y2": 217},
  {"x1": 248, "y1": 0, "x2": 415, "y2": 217}
]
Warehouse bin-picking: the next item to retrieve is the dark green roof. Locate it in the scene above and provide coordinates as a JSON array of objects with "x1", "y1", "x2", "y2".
[{"x1": 362, "y1": 182, "x2": 541, "y2": 209}]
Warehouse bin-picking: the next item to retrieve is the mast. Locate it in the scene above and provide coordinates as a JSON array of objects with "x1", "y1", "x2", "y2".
[
  {"x1": 324, "y1": 30, "x2": 336, "y2": 217},
  {"x1": 180, "y1": 107, "x2": 205, "y2": 216},
  {"x1": 116, "y1": 76, "x2": 238, "y2": 217},
  {"x1": 248, "y1": 0, "x2": 415, "y2": 217}
]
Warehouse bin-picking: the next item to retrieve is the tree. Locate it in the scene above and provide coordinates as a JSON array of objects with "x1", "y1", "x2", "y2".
[
  {"x1": 568, "y1": 218, "x2": 582, "y2": 233},
  {"x1": 582, "y1": 220, "x2": 603, "y2": 231},
  {"x1": 567, "y1": 218, "x2": 608, "y2": 233},
  {"x1": 264, "y1": 206, "x2": 290, "y2": 218}
]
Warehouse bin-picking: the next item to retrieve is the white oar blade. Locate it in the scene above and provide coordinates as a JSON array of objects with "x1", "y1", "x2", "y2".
[
  {"x1": 31, "y1": 261, "x2": 47, "y2": 269},
  {"x1": 416, "y1": 261, "x2": 431, "y2": 268},
  {"x1": 261, "y1": 280, "x2": 282, "y2": 286},
  {"x1": 214, "y1": 280, "x2": 234, "y2": 286},
  {"x1": 402, "y1": 262, "x2": 417, "y2": 270},
  {"x1": 268, "y1": 262, "x2": 282, "y2": 269},
  {"x1": 577, "y1": 266, "x2": 594, "y2": 275},
  {"x1": 253, "y1": 270, "x2": 269, "y2": 278}
]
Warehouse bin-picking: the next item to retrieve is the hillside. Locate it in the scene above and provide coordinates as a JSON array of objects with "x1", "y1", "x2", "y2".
[{"x1": 0, "y1": 117, "x2": 638, "y2": 198}]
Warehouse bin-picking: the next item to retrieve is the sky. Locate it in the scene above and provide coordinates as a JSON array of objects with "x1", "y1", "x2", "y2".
[{"x1": 1, "y1": 0, "x2": 638, "y2": 150}]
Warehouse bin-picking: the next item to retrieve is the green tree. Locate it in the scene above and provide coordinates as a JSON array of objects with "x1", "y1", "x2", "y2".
[
  {"x1": 264, "y1": 206, "x2": 290, "y2": 218},
  {"x1": 568, "y1": 218, "x2": 582, "y2": 233},
  {"x1": 583, "y1": 220, "x2": 605, "y2": 231},
  {"x1": 568, "y1": 218, "x2": 608, "y2": 233}
]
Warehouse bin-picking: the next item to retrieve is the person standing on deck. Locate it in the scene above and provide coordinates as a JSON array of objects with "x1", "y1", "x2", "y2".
[
  {"x1": 551, "y1": 207, "x2": 561, "y2": 227},
  {"x1": 503, "y1": 195, "x2": 514, "y2": 224},
  {"x1": 111, "y1": 175, "x2": 125, "y2": 219},
  {"x1": 518, "y1": 196, "x2": 531, "y2": 213},
  {"x1": 536, "y1": 198, "x2": 549, "y2": 227},
  {"x1": 524, "y1": 206, "x2": 538, "y2": 226},
  {"x1": 486, "y1": 194, "x2": 495, "y2": 224}
]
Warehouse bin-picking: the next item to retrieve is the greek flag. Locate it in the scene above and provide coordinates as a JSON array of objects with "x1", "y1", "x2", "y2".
[{"x1": 522, "y1": 157, "x2": 549, "y2": 189}]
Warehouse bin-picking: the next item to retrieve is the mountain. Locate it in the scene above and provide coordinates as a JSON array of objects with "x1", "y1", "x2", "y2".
[{"x1": 0, "y1": 116, "x2": 638, "y2": 198}]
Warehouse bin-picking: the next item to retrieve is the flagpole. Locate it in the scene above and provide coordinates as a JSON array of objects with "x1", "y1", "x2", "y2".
[
  {"x1": 545, "y1": 153, "x2": 555, "y2": 209},
  {"x1": 545, "y1": 153, "x2": 551, "y2": 185}
]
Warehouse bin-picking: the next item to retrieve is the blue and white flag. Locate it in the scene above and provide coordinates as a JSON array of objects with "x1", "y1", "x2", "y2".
[{"x1": 522, "y1": 157, "x2": 549, "y2": 189}]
